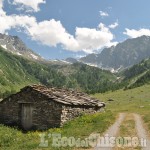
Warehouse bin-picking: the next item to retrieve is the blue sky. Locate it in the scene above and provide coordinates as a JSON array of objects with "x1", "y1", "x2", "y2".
[{"x1": 1, "y1": 0, "x2": 150, "y2": 59}]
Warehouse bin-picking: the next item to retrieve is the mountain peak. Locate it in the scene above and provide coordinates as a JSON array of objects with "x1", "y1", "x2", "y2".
[
  {"x1": 80, "y1": 35, "x2": 150, "y2": 71},
  {"x1": 0, "y1": 33, "x2": 42, "y2": 60}
]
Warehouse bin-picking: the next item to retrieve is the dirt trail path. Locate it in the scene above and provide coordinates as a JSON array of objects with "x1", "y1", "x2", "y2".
[
  {"x1": 94, "y1": 113, "x2": 150, "y2": 150},
  {"x1": 95, "y1": 113, "x2": 126, "y2": 150},
  {"x1": 113, "y1": 113, "x2": 139, "y2": 150},
  {"x1": 134, "y1": 114, "x2": 150, "y2": 150}
]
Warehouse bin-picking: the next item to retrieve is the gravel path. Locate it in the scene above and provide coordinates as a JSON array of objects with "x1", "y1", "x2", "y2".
[
  {"x1": 95, "y1": 113, "x2": 126, "y2": 150},
  {"x1": 94, "y1": 113, "x2": 150, "y2": 150},
  {"x1": 134, "y1": 114, "x2": 150, "y2": 150}
]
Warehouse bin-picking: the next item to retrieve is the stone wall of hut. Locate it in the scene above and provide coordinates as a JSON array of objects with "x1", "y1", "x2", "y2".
[
  {"x1": 0, "y1": 88, "x2": 63, "y2": 130},
  {"x1": 60, "y1": 105, "x2": 102, "y2": 126}
]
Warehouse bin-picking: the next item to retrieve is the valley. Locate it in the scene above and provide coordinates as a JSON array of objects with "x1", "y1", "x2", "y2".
[
  {"x1": 0, "y1": 34, "x2": 150, "y2": 150},
  {"x1": 0, "y1": 45, "x2": 118, "y2": 97},
  {"x1": 1, "y1": 0, "x2": 150, "y2": 149}
]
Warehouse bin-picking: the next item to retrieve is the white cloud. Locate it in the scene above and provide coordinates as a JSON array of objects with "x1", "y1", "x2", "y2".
[
  {"x1": 123, "y1": 28, "x2": 150, "y2": 38},
  {"x1": 0, "y1": 0, "x2": 3, "y2": 9},
  {"x1": 99, "y1": 11, "x2": 109, "y2": 17},
  {"x1": 74, "y1": 23, "x2": 114, "y2": 53},
  {"x1": 109, "y1": 21, "x2": 119, "y2": 29},
  {"x1": 0, "y1": 13, "x2": 36, "y2": 33},
  {"x1": 74, "y1": 54, "x2": 86, "y2": 58},
  {"x1": 13, "y1": 0, "x2": 46, "y2": 12},
  {"x1": 26, "y1": 21, "x2": 114, "y2": 53},
  {"x1": 105, "y1": 41, "x2": 118, "y2": 47},
  {"x1": 0, "y1": 0, "x2": 5, "y2": 15},
  {"x1": 0, "y1": 16, "x2": 115, "y2": 53},
  {"x1": 0, "y1": 1, "x2": 116, "y2": 53},
  {"x1": 27, "y1": 19, "x2": 79, "y2": 52},
  {"x1": 0, "y1": 15, "x2": 15, "y2": 33}
]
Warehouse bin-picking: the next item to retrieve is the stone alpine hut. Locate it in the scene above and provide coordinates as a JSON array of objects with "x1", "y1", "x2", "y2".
[{"x1": 0, "y1": 85, "x2": 105, "y2": 130}]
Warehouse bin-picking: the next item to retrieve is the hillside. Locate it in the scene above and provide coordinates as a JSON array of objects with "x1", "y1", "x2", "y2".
[
  {"x1": 0, "y1": 46, "x2": 117, "y2": 97},
  {"x1": 93, "y1": 84, "x2": 150, "y2": 113},
  {"x1": 80, "y1": 36, "x2": 150, "y2": 71},
  {"x1": 121, "y1": 57, "x2": 150, "y2": 89},
  {"x1": 0, "y1": 46, "x2": 67, "y2": 97},
  {"x1": 0, "y1": 47, "x2": 37, "y2": 96},
  {"x1": 53, "y1": 62, "x2": 117, "y2": 93}
]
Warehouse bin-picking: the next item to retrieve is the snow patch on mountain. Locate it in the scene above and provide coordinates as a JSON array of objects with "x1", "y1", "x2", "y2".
[
  {"x1": 30, "y1": 54, "x2": 38, "y2": 59},
  {"x1": 17, "y1": 52, "x2": 22, "y2": 56},
  {"x1": 1, "y1": 44, "x2": 7, "y2": 49}
]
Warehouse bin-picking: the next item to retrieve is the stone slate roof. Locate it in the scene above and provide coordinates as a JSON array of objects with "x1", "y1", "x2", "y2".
[{"x1": 22, "y1": 85, "x2": 105, "y2": 108}]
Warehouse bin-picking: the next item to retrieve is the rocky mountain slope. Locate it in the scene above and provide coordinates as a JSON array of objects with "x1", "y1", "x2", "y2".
[
  {"x1": 1, "y1": 33, "x2": 150, "y2": 97},
  {"x1": 0, "y1": 33, "x2": 42, "y2": 60},
  {"x1": 80, "y1": 36, "x2": 150, "y2": 71}
]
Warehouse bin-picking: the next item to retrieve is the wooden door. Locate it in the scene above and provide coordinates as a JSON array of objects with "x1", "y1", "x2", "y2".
[{"x1": 21, "y1": 103, "x2": 33, "y2": 130}]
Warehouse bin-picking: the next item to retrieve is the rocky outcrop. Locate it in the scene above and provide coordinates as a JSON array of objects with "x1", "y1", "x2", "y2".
[
  {"x1": 0, "y1": 33, "x2": 42, "y2": 60},
  {"x1": 80, "y1": 36, "x2": 150, "y2": 71}
]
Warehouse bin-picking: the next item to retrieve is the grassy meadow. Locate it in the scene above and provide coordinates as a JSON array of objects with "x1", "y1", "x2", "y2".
[
  {"x1": 0, "y1": 111, "x2": 115, "y2": 150},
  {"x1": 93, "y1": 83, "x2": 150, "y2": 135},
  {"x1": 0, "y1": 83, "x2": 150, "y2": 149}
]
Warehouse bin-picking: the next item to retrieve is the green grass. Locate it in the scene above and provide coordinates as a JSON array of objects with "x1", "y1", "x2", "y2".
[
  {"x1": 93, "y1": 83, "x2": 150, "y2": 134},
  {"x1": 0, "y1": 111, "x2": 115, "y2": 150},
  {"x1": 93, "y1": 84, "x2": 150, "y2": 113}
]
